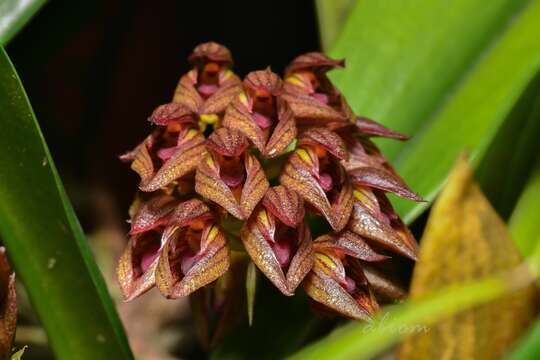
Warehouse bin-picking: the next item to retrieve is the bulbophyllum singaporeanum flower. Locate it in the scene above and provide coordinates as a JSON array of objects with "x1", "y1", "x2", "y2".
[{"x1": 117, "y1": 42, "x2": 422, "y2": 341}]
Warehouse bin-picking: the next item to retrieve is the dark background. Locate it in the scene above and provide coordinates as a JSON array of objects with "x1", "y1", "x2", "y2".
[{"x1": 7, "y1": 0, "x2": 320, "y2": 232}]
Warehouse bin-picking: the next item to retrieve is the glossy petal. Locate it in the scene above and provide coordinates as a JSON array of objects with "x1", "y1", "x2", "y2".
[
  {"x1": 156, "y1": 224, "x2": 230, "y2": 298},
  {"x1": 304, "y1": 252, "x2": 372, "y2": 321},
  {"x1": 262, "y1": 185, "x2": 304, "y2": 227},
  {"x1": 129, "y1": 195, "x2": 177, "y2": 235},
  {"x1": 206, "y1": 127, "x2": 248, "y2": 157},
  {"x1": 298, "y1": 127, "x2": 348, "y2": 160},
  {"x1": 264, "y1": 101, "x2": 297, "y2": 158},
  {"x1": 355, "y1": 117, "x2": 410, "y2": 140},
  {"x1": 349, "y1": 166, "x2": 422, "y2": 201},
  {"x1": 116, "y1": 232, "x2": 162, "y2": 301},
  {"x1": 140, "y1": 129, "x2": 207, "y2": 192},
  {"x1": 148, "y1": 102, "x2": 195, "y2": 125},
  {"x1": 349, "y1": 202, "x2": 418, "y2": 260}
]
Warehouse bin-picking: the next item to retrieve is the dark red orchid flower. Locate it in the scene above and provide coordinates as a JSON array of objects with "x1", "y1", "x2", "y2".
[{"x1": 118, "y1": 43, "x2": 422, "y2": 337}]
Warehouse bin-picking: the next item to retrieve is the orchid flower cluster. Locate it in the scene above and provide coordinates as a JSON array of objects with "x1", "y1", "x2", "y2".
[{"x1": 117, "y1": 42, "x2": 421, "y2": 341}]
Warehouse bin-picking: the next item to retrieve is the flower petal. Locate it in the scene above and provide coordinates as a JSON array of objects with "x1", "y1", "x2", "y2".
[
  {"x1": 281, "y1": 92, "x2": 346, "y2": 125},
  {"x1": 223, "y1": 95, "x2": 266, "y2": 152},
  {"x1": 200, "y1": 82, "x2": 242, "y2": 115},
  {"x1": 355, "y1": 117, "x2": 410, "y2": 140},
  {"x1": 329, "y1": 179, "x2": 354, "y2": 232},
  {"x1": 156, "y1": 224, "x2": 230, "y2": 298},
  {"x1": 168, "y1": 198, "x2": 213, "y2": 228},
  {"x1": 188, "y1": 42, "x2": 233, "y2": 65},
  {"x1": 280, "y1": 149, "x2": 333, "y2": 225},
  {"x1": 241, "y1": 208, "x2": 291, "y2": 296},
  {"x1": 285, "y1": 52, "x2": 345, "y2": 75},
  {"x1": 361, "y1": 262, "x2": 406, "y2": 301},
  {"x1": 244, "y1": 69, "x2": 282, "y2": 96},
  {"x1": 129, "y1": 195, "x2": 177, "y2": 235},
  {"x1": 262, "y1": 185, "x2": 304, "y2": 227},
  {"x1": 264, "y1": 101, "x2": 297, "y2": 158},
  {"x1": 148, "y1": 103, "x2": 195, "y2": 125},
  {"x1": 304, "y1": 256, "x2": 371, "y2": 321},
  {"x1": 314, "y1": 231, "x2": 387, "y2": 262},
  {"x1": 298, "y1": 127, "x2": 348, "y2": 160},
  {"x1": 140, "y1": 129, "x2": 206, "y2": 192},
  {"x1": 173, "y1": 76, "x2": 204, "y2": 113},
  {"x1": 206, "y1": 127, "x2": 248, "y2": 157},
  {"x1": 349, "y1": 202, "x2": 418, "y2": 260},
  {"x1": 130, "y1": 139, "x2": 154, "y2": 187},
  {"x1": 348, "y1": 166, "x2": 422, "y2": 201},
  {"x1": 116, "y1": 232, "x2": 162, "y2": 301},
  {"x1": 195, "y1": 153, "x2": 243, "y2": 219},
  {"x1": 285, "y1": 223, "x2": 313, "y2": 292},
  {"x1": 240, "y1": 153, "x2": 270, "y2": 219}
]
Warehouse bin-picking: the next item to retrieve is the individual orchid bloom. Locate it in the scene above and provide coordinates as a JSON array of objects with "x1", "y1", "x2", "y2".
[
  {"x1": 117, "y1": 195, "x2": 178, "y2": 301},
  {"x1": 280, "y1": 128, "x2": 354, "y2": 232},
  {"x1": 155, "y1": 198, "x2": 230, "y2": 298},
  {"x1": 222, "y1": 69, "x2": 297, "y2": 158},
  {"x1": 129, "y1": 125, "x2": 207, "y2": 192},
  {"x1": 241, "y1": 186, "x2": 312, "y2": 295},
  {"x1": 195, "y1": 127, "x2": 269, "y2": 220},
  {"x1": 304, "y1": 232, "x2": 385, "y2": 320},
  {"x1": 282, "y1": 52, "x2": 349, "y2": 129},
  {"x1": 173, "y1": 42, "x2": 242, "y2": 131},
  {"x1": 348, "y1": 185, "x2": 419, "y2": 260}
]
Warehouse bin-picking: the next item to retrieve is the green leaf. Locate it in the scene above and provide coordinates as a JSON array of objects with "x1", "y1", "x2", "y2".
[
  {"x1": 10, "y1": 346, "x2": 27, "y2": 360},
  {"x1": 0, "y1": 0, "x2": 47, "y2": 45},
  {"x1": 315, "y1": 0, "x2": 355, "y2": 51},
  {"x1": 0, "y1": 47, "x2": 133, "y2": 359},
  {"x1": 329, "y1": 0, "x2": 540, "y2": 223},
  {"x1": 246, "y1": 261, "x2": 257, "y2": 326}
]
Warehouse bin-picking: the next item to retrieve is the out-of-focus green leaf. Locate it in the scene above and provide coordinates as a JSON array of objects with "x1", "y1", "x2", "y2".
[
  {"x1": 288, "y1": 156, "x2": 539, "y2": 360},
  {"x1": 315, "y1": 0, "x2": 355, "y2": 51},
  {"x1": 10, "y1": 346, "x2": 27, "y2": 360},
  {"x1": 0, "y1": 47, "x2": 133, "y2": 359},
  {"x1": 0, "y1": 0, "x2": 47, "y2": 45},
  {"x1": 246, "y1": 261, "x2": 257, "y2": 326},
  {"x1": 399, "y1": 156, "x2": 536, "y2": 359},
  {"x1": 330, "y1": 0, "x2": 540, "y2": 223}
]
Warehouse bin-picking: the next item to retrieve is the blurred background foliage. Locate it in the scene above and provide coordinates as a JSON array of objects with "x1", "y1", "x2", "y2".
[{"x1": 1, "y1": 0, "x2": 540, "y2": 359}]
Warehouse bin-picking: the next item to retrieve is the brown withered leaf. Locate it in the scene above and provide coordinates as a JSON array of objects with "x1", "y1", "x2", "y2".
[
  {"x1": 223, "y1": 95, "x2": 266, "y2": 152},
  {"x1": 349, "y1": 166, "x2": 422, "y2": 201},
  {"x1": 129, "y1": 195, "x2": 177, "y2": 235},
  {"x1": 355, "y1": 117, "x2": 410, "y2": 140},
  {"x1": 298, "y1": 127, "x2": 348, "y2": 160},
  {"x1": 304, "y1": 252, "x2": 372, "y2": 321},
  {"x1": 264, "y1": 102, "x2": 297, "y2": 158},
  {"x1": 0, "y1": 248, "x2": 16, "y2": 359},
  {"x1": 140, "y1": 129, "x2": 207, "y2": 192},
  {"x1": 201, "y1": 82, "x2": 242, "y2": 115},
  {"x1": 262, "y1": 185, "x2": 304, "y2": 227},
  {"x1": 116, "y1": 232, "x2": 162, "y2": 301},
  {"x1": 398, "y1": 155, "x2": 537, "y2": 360},
  {"x1": 156, "y1": 224, "x2": 230, "y2": 298},
  {"x1": 349, "y1": 202, "x2": 418, "y2": 260}
]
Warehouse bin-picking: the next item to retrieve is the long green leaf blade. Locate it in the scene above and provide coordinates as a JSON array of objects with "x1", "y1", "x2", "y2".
[
  {"x1": 0, "y1": 47, "x2": 133, "y2": 359},
  {"x1": 0, "y1": 0, "x2": 47, "y2": 45}
]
